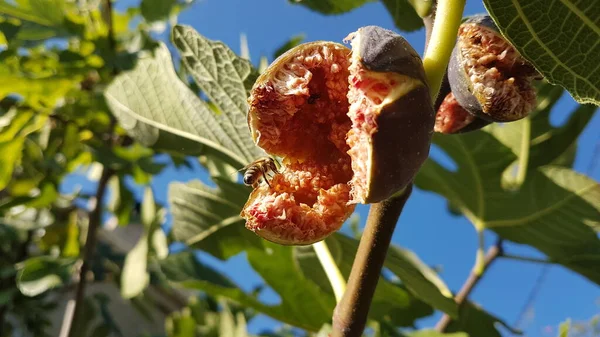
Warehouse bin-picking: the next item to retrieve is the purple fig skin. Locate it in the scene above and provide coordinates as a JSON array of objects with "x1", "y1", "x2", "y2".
[
  {"x1": 351, "y1": 26, "x2": 435, "y2": 203},
  {"x1": 357, "y1": 26, "x2": 428, "y2": 83},
  {"x1": 447, "y1": 45, "x2": 492, "y2": 121}
]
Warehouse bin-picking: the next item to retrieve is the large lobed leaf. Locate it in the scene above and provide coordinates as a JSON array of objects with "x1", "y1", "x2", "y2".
[
  {"x1": 168, "y1": 177, "x2": 262, "y2": 260},
  {"x1": 415, "y1": 117, "x2": 600, "y2": 285},
  {"x1": 104, "y1": 41, "x2": 264, "y2": 168},
  {"x1": 168, "y1": 177, "x2": 458, "y2": 329},
  {"x1": 171, "y1": 25, "x2": 264, "y2": 164},
  {"x1": 483, "y1": 0, "x2": 600, "y2": 105}
]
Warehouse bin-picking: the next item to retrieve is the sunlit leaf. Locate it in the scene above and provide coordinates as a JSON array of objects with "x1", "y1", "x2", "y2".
[
  {"x1": 16, "y1": 256, "x2": 75, "y2": 296},
  {"x1": 0, "y1": 138, "x2": 24, "y2": 190},
  {"x1": 121, "y1": 233, "x2": 150, "y2": 299},
  {"x1": 105, "y1": 42, "x2": 262, "y2": 168},
  {"x1": 483, "y1": 0, "x2": 600, "y2": 105},
  {"x1": 107, "y1": 175, "x2": 135, "y2": 226},
  {"x1": 488, "y1": 82, "x2": 597, "y2": 183},
  {"x1": 168, "y1": 177, "x2": 261, "y2": 260},
  {"x1": 0, "y1": 0, "x2": 65, "y2": 27},
  {"x1": 141, "y1": 186, "x2": 156, "y2": 228},
  {"x1": 416, "y1": 128, "x2": 600, "y2": 284},
  {"x1": 298, "y1": 234, "x2": 456, "y2": 321},
  {"x1": 171, "y1": 25, "x2": 266, "y2": 162},
  {"x1": 162, "y1": 245, "x2": 334, "y2": 332}
]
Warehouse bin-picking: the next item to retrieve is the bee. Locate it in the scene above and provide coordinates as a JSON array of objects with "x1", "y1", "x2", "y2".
[{"x1": 239, "y1": 157, "x2": 279, "y2": 188}]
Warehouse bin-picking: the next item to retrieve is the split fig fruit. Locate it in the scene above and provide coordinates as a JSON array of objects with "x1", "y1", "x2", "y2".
[
  {"x1": 241, "y1": 26, "x2": 435, "y2": 245},
  {"x1": 434, "y1": 92, "x2": 490, "y2": 134},
  {"x1": 447, "y1": 15, "x2": 540, "y2": 123}
]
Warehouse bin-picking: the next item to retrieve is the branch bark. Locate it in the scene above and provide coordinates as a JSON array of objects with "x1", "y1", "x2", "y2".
[
  {"x1": 331, "y1": 184, "x2": 413, "y2": 337},
  {"x1": 434, "y1": 240, "x2": 503, "y2": 332},
  {"x1": 67, "y1": 167, "x2": 114, "y2": 337}
]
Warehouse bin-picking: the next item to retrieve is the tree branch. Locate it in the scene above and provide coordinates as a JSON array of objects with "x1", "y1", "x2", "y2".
[
  {"x1": 331, "y1": 184, "x2": 413, "y2": 337},
  {"x1": 66, "y1": 167, "x2": 114, "y2": 337},
  {"x1": 435, "y1": 239, "x2": 504, "y2": 332}
]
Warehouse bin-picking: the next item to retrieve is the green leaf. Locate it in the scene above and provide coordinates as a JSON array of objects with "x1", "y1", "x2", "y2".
[
  {"x1": 447, "y1": 302, "x2": 521, "y2": 337},
  {"x1": 140, "y1": 0, "x2": 177, "y2": 23},
  {"x1": 160, "y1": 251, "x2": 234, "y2": 287},
  {"x1": 171, "y1": 25, "x2": 266, "y2": 162},
  {"x1": 163, "y1": 243, "x2": 335, "y2": 332},
  {"x1": 168, "y1": 177, "x2": 261, "y2": 260},
  {"x1": 0, "y1": 288, "x2": 17, "y2": 306},
  {"x1": 107, "y1": 175, "x2": 135, "y2": 226},
  {"x1": 309, "y1": 234, "x2": 456, "y2": 319},
  {"x1": 105, "y1": 42, "x2": 262, "y2": 168},
  {"x1": 384, "y1": 242, "x2": 457, "y2": 317},
  {"x1": 0, "y1": 138, "x2": 24, "y2": 190},
  {"x1": 141, "y1": 186, "x2": 156, "y2": 228},
  {"x1": 151, "y1": 227, "x2": 169, "y2": 260},
  {"x1": 273, "y1": 34, "x2": 305, "y2": 60},
  {"x1": 121, "y1": 233, "x2": 150, "y2": 299},
  {"x1": 380, "y1": 0, "x2": 425, "y2": 32},
  {"x1": 16, "y1": 256, "x2": 75, "y2": 296},
  {"x1": 416, "y1": 128, "x2": 600, "y2": 284},
  {"x1": 296, "y1": 234, "x2": 434, "y2": 326},
  {"x1": 0, "y1": 0, "x2": 66, "y2": 28},
  {"x1": 287, "y1": 0, "x2": 375, "y2": 14},
  {"x1": 489, "y1": 83, "x2": 597, "y2": 176},
  {"x1": 482, "y1": 0, "x2": 600, "y2": 105},
  {"x1": 408, "y1": 330, "x2": 469, "y2": 337}
]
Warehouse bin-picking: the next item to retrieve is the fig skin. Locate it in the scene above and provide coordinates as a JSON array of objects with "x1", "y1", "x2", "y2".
[
  {"x1": 348, "y1": 26, "x2": 435, "y2": 203},
  {"x1": 448, "y1": 15, "x2": 539, "y2": 123}
]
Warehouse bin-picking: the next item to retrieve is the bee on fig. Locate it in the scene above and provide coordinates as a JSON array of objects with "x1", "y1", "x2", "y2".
[{"x1": 239, "y1": 157, "x2": 279, "y2": 188}]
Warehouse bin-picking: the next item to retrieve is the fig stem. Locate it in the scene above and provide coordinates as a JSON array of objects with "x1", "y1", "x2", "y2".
[
  {"x1": 331, "y1": 184, "x2": 413, "y2": 337},
  {"x1": 312, "y1": 240, "x2": 346, "y2": 303},
  {"x1": 434, "y1": 239, "x2": 503, "y2": 332},
  {"x1": 422, "y1": 0, "x2": 466, "y2": 102}
]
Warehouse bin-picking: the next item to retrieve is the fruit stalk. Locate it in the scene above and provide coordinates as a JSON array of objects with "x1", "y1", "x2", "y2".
[
  {"x1": 422, "y1": 0, "x2": 466, "y2": 103},
  {"x1": 331, "y1": 184, "x2": 412, "y2": 337}
]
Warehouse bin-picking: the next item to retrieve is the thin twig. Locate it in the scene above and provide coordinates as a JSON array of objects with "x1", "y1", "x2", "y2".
[
  {"x1": 435, "y1": 239, "x2": 504, "y2": 332},
  {"x1": 513, "y1": 265, "x2": 550, "y2": 330},
  {"x1": 499, "y1": 254, "x2": 555, "y2": 265},
  {"x1": 67, "y1": 167, "x2": 114, "y2": 337},
  {"x1": 331, "y1": 184, "x2": 413, "y2": 337}
]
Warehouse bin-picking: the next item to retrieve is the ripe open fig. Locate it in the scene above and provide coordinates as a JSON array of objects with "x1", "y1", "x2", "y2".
[
  {"x1": 241, "y1": 26, "x2": 434, "y2": 245},
  {"x1": 447, "y1": 15, "x2": 540, "y2": 123}
]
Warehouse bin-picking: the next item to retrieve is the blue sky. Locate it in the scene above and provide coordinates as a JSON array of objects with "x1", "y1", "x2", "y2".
[{"x1": 65, "y1": 0, "x2": 600, "y2": 335}]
